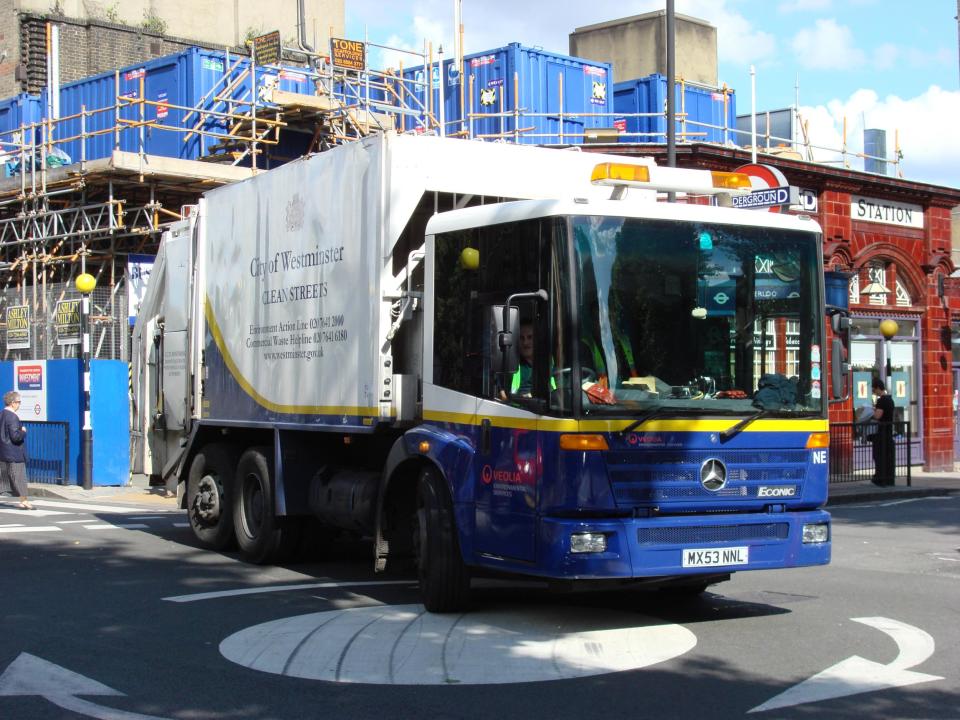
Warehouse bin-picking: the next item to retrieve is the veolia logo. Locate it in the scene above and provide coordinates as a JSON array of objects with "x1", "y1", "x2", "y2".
[{"x1": 481, "y1": 465, "x2": 493, "y2": 484}]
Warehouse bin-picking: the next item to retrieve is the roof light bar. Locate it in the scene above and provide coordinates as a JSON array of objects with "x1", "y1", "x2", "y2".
[
  {"x1": 591, "y1": 162, "x2": 754, "y2": 198},
  {"x1": 591, "y1": 162, "x2": 651, "y2": 185},
  {"x1": 711, "y1": 171, "x2": 753, "y2": 190}
]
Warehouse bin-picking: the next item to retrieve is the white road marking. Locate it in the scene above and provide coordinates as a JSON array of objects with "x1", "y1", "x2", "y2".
[
  {"x1": 31, "y1": 499, "x2": 179, "y2": 514},
  {"x1": 172, "y1": 522, "x2": 189, "y2": 528},
  {"x1": 220, "y1": 604, "x2": 698, "y2": 685},
  {"x1": 0, "y1": 526, "x2": 61, "y2": 533},
  {"x1": 163, "y1": 579, "x2": 415, "y2": 603},
  {"x1": 0, "y1": 523, "x2": 24, "y2": 527},
  {"x1": 83, "y1": 524, "x2": 150, "y2": 530},
  {"x1": 56, "y1": 519, "x2": 94, "y2": 524},
  {"x1": 0, "y1": 652, "x2": 172, "y2": 720},
  {"x1": 126, "y1": 516, "x2": 164, "y2": 520},
  {"x1": 749, "y1": 617, "x2": 943, "y2": 713},
  {"x1": 0, "y1": 507, "x2": 73, "y2": 517},
  {"x1": 840, "y1": 496, "x2": 957, "y2": 509}
]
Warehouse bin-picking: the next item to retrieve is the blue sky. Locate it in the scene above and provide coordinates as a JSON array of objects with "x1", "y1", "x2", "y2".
[{"x1": 345, "y1": 1, "x2": 960, "y2": 189}]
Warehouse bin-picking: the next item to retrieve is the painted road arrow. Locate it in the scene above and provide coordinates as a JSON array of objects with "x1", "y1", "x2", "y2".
[
  {"x1": 0, "y1": 652, "x2": 170, "y2": 720},
  {"x1": 749, "y1": 617, "x2": 943, "y2": 713}
]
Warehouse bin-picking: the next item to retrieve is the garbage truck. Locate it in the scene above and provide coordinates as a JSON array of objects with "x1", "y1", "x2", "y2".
[{"x1": 132, "y1": 131, "x2": 836, "y2": 612}]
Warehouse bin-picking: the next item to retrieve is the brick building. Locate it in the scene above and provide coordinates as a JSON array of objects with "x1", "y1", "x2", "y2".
[
  {"x1": 0, "y1": 0, "x2": 343, "y2": 98},
  {"x1": 596, "y1": 143, "x2": 960, "y2": 471}
]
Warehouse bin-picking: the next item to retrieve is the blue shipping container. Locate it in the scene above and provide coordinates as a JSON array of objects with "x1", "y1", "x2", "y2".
[
  {"x1": 613, "y1": 75, "x2": 736, "y2": 144},
  {"x1": 36, "y1": 47, "x2": 317, "y2": 166},
  {"x1": 0, "y1": 94, "x2": 44, "y2": 141},
  {"x1": 399, "y1": 43, "x2": 613, "y2": 144}
]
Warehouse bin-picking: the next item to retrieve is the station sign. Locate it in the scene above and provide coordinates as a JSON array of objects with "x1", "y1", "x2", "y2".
[
  {"x1": 732, "y1": 163, "x2": 798, "y2": 213},
  {"x1": 732, "y1": 185, "x2": 798, "y2": 210}
]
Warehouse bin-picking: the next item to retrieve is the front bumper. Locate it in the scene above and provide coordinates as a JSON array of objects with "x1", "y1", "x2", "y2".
[{"x1": 512, "y1": 509, "x2": 831, "y2": 580}]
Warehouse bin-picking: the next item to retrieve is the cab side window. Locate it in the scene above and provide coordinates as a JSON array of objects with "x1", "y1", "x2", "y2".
[{"x1": 433, "y1": 220, "x2": 547, "y2": 400}]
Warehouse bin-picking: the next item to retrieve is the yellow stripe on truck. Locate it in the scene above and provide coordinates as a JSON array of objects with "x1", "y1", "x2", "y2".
[{"x1": 423, "y1": 409, "x2": 828, "y2": 434}]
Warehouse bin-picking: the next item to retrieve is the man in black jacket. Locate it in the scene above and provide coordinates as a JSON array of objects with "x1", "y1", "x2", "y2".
[
  {"x1": 871, "y1": 378, "x2": 896, "y2": 486},
  {"x1": 0, "y1": 390, "x2": 32, "y2": 509}
]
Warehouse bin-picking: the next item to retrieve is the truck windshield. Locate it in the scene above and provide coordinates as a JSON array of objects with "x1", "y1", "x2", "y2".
[{"x1": 569, "y1": 215, "x2": 825, "y2": 418}]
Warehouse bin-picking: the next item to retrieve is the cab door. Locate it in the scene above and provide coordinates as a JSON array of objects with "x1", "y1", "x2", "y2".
[{"x1": 473, "y1": 400, "x2": 539, "y2": 562}]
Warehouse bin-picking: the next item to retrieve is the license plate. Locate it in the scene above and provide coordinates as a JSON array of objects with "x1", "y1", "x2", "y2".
[{"x1": 682, "y1": 546, "x2": 749, "y2": 568}]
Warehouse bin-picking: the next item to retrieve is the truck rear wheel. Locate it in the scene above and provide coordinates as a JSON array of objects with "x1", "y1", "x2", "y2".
[
  {"x1": 186, "y1": 443, "x2": 238, "y2": 550},
  {"x1": 414, "y1": 467, "x2": 471, "y2": 613},
  {"x1": 233, "y1": 446, "x2": 301, "y2": 564}
]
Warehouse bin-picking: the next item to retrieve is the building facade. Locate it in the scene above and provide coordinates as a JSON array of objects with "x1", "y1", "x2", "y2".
[{"x1": 0, "y1": 0, "x2": 344, "y2": 97}]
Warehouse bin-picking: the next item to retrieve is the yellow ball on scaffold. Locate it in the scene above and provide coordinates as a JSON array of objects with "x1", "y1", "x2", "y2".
[{"x1": 75, "y1": 273, "x2": 97, "y2": 294}]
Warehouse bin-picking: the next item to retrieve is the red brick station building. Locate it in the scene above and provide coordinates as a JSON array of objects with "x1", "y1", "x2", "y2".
[{"x1": 601, "y1": 144, "x2": 960, "y2": 471}]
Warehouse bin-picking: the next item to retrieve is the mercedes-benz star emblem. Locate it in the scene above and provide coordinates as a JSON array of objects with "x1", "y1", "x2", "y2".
[{"x1": 700, "y1": 458, "x2": 727, "y2": 491}]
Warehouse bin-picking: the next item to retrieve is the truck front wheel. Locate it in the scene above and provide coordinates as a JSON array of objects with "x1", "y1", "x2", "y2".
[
  {"x1": 414, "y1": 467, "x2": 471, "y2": 613},
  {"x1": 233, "y1": 447, "x2": 301, "y2": 564},
  {"x1": 186, "y1": 443, "x2": 238, "y2": 550}
]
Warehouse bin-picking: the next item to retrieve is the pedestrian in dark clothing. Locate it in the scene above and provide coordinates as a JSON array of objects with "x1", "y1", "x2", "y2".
[
  {"x1": 1, "y1": 390, "x2": 32, "y2": 509},
  {"x1": 871, "y1": 378, "x2": 896, "y2": 486}
]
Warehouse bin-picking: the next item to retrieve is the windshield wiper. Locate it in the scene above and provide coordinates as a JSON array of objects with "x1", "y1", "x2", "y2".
[
  {"x1": 720, "y1": 408, "x2": 771, "y2": 442},
  {"x1": 620, "y1": 407, "x2": 682, "y2": 436}
]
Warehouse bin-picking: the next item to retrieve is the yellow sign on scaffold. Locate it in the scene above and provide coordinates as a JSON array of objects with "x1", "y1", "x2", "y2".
[{"x1": 331, "y1": 38, "x2": 365, "y2": 71}]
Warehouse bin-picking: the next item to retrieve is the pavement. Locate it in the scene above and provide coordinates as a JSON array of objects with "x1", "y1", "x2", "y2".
[{"x1": 21, "y1": 468, "x2": 960, "y2": 509}]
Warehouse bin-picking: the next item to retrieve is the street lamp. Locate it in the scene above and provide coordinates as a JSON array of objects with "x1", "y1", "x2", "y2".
[
  {"x1": 879, "y1": 318, "x2": 899, "y2": 392},
  {"x1": 76, "y1": 272, "x2": 96, "y2": 490}
]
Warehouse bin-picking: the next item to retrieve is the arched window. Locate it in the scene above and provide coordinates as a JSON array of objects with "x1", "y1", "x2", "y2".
[{"x1": 848, "y1": 262, "x2": 914, "y2": 307}]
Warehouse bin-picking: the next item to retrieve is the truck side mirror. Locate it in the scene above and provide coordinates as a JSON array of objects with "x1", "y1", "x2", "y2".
[
  {"x1": 830, "y1": 337, "x2": 850, "y2": 402},
  {"x1": 490, "y1": 304, "x2": 520, "y2": 377},
  {"x1": 830, "y1": 312, "x2": 851, "y2": 335},
  {"x1": 828, "y1": 310, "x2": 851, "y2": 402}
]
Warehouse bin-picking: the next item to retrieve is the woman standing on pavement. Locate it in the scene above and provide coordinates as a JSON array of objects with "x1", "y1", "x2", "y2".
[{"x1": 1, "y1": 390, "x2": 33, "y2": 509}]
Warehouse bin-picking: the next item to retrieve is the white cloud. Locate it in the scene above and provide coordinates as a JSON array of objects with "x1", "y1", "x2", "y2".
[
  {"x1": 791, "y1": 19, "x2": 865, "y2": 70},
  {"x1": 800, "y1": 86, "x2": 960, "y2": 188},
  {"x1": 710, "y1": 9, "x2": 777, "y2": 67}
]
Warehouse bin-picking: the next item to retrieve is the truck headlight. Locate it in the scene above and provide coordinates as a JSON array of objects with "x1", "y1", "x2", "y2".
[
  {"x1": 802, "y1": 523, "x2": 829, "y2": 543},
  {"x1": 570, "y1": 532, "x2": 607, "y2": 553}
]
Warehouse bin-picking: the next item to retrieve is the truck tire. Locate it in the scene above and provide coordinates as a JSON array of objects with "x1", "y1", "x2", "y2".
[
  {"x1": 233, "y1": 446, "x2": 301, "y2": 564},
  {"x1": 415, "y1": 467, "x2": 471, "y2": 613},
  {"x1": 186, "y1": 443, "x2": 238, "y2": 550}
]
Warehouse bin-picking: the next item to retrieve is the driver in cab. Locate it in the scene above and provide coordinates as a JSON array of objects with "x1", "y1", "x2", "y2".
[{"x1": 501, "y1": 321, "x2": 536, "y2": 399}]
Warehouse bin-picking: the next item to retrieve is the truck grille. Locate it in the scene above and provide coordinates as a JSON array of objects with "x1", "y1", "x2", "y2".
[
  {"x1": 636, "y1": 523, "x2": 789, "y2": 545},
  {"x1": 606, "y1": 450, "x2": 808, "y2": 507}
]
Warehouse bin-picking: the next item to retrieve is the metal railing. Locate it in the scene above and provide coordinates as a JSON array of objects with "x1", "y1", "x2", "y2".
[
  {"x1": 24, "y1": 420, "x2": 69, "y2": 485},
  {"x1": 829, "y1": 421, "x2": 912, "y2": 485}
]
